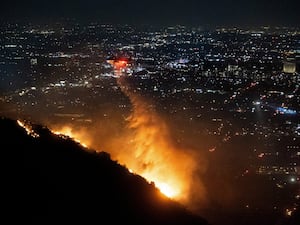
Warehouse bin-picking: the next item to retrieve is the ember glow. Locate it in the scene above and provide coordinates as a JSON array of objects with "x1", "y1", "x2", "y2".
[{"x1": 17, "y1": 120, "x2": 40, "y2": 138}]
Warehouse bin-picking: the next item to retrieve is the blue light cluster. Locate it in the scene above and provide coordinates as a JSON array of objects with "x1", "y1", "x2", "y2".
[{"x1": 276, "y1": 107, "x2": 297, "y2": 115}]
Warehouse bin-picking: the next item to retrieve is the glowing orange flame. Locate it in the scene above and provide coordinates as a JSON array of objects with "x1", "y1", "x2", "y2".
[
  {"x1": 51, "y1": 126, "x2": 89, "y2": 148},
  {"x1": 46, "y1": 66, "x2": 206, "y2": 209},
  {"x1": 124, "y1": 103, "x2": 192, "y2": 199},
  {"x1": 114, "y1": 77, "x2": 206, "y2": 204},
  {"x1": 49, "y1": 123, "x2": 185, "y2": 199},
  {"x1": 17, "y1": 120, "x2": 40, "y2": 138}
]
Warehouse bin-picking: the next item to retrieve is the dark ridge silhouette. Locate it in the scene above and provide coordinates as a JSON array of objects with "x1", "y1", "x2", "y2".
[{"x1": 1, "y1": 117, "x2": 209, "y2": 225}]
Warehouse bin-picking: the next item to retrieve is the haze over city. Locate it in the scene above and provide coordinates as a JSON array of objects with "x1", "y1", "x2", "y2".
[{"x1": 1, "y1": 1, "x2": 299, "y2": 225}]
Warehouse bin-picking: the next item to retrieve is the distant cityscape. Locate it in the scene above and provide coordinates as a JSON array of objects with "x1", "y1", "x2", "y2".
[{"x1": 0, "y1": 22, "x2": 299, "y2": 221}]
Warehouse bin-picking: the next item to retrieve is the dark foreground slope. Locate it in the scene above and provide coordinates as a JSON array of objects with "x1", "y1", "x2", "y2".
[{"x1": 1, "y1": 117, "x2": 208, "y2": 225}]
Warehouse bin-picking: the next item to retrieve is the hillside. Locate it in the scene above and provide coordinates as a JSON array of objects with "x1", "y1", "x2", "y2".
[{"x1": 1, "y1": 117, "x2": 209, "y2": 225}]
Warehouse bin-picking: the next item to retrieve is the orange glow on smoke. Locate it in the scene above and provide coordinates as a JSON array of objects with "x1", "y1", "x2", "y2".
[
  {"x1": 124, "y1": 103, "x2": 191, "y2": 199},
  {"x1": 123, "y1": 104, "x2": 188, "y2": 199},
  {"x1": 47, "y1": 70, "x2": 206, "y2": 207},
  {"x1": 51, "y1": 121, "x2": 187, "y2": 199},
  {"x1": 114, "y1": 77, "x2": 206, "y2": 203},
  {"x1": 51, "y1": 126, "x2": 89, "y2": 148}
]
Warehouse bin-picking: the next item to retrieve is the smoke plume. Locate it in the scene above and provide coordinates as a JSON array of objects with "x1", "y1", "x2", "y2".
[{"x1": 114, "y1": 76, "x2": 207, "y2": 209}]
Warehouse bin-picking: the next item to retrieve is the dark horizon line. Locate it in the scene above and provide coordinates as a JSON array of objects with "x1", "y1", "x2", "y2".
[{"x1": 1, "y1": 17, "x2": 300, "y2": 30}]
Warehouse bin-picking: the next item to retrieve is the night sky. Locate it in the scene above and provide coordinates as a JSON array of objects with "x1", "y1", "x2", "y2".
[{"x1": 1, "y1": 0, "x2": 299, "y2": 27}]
